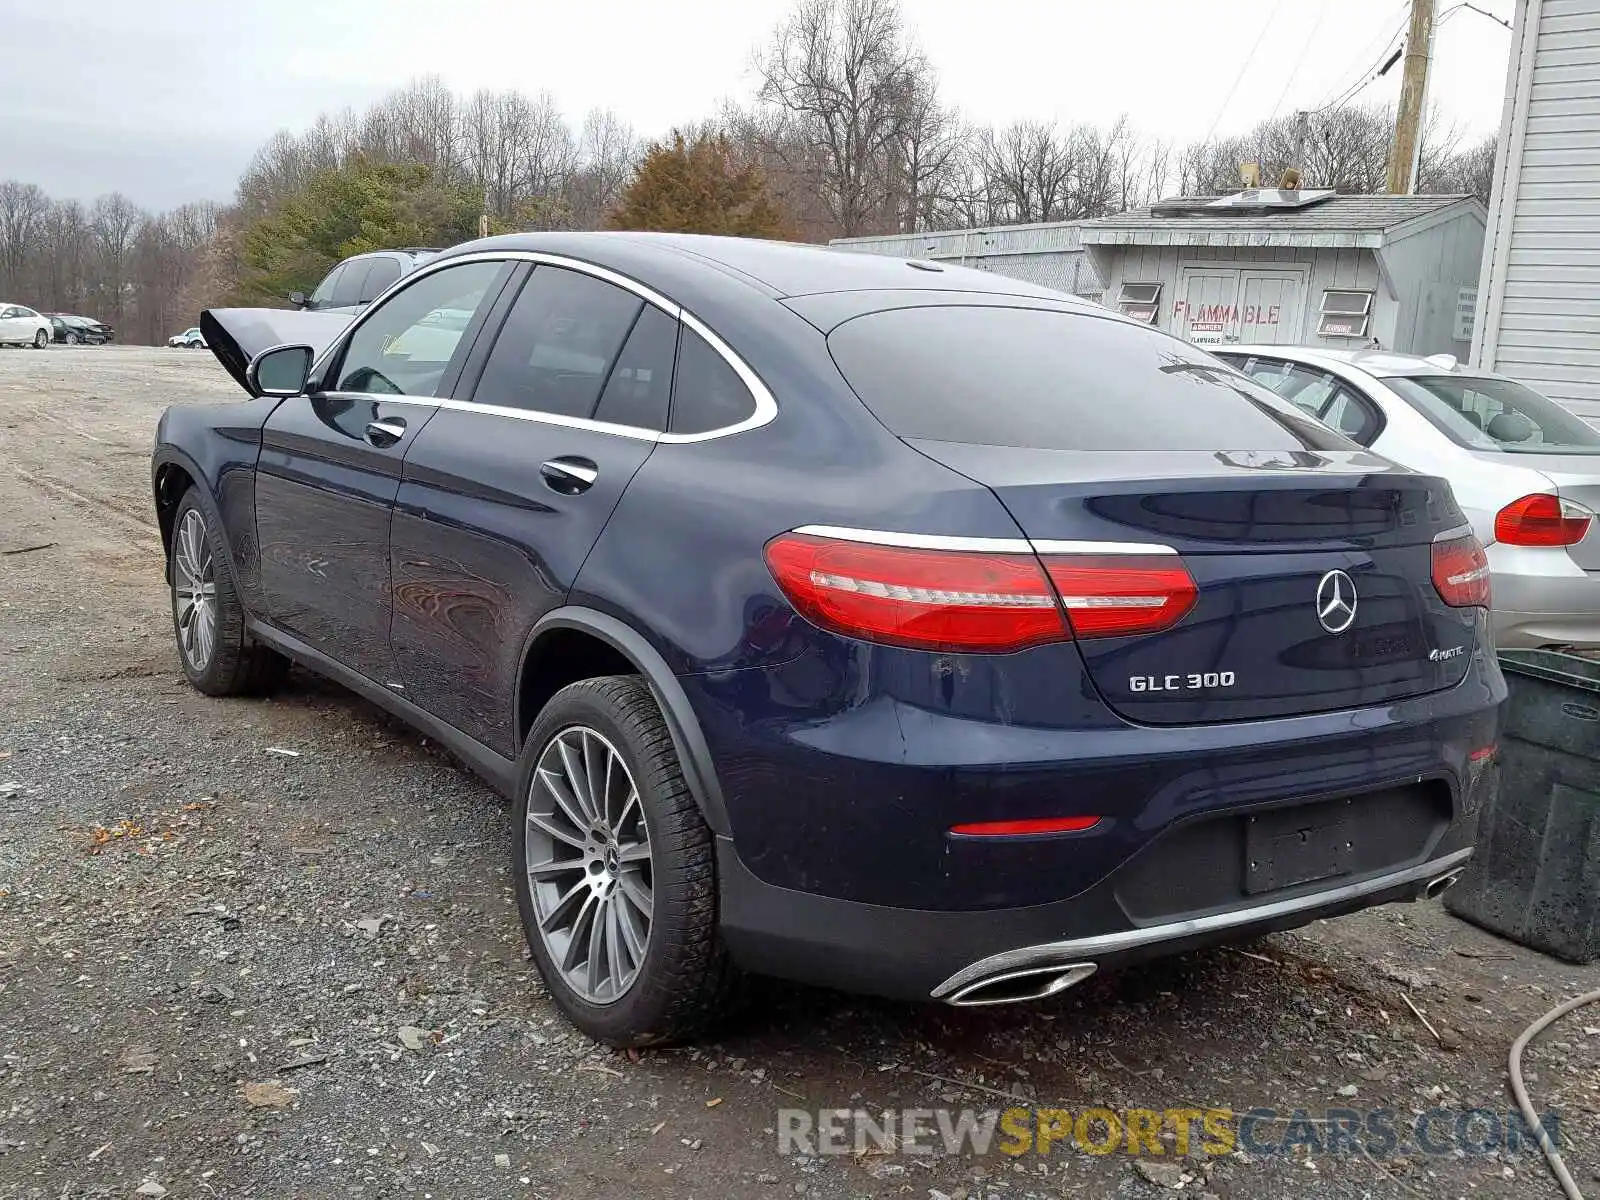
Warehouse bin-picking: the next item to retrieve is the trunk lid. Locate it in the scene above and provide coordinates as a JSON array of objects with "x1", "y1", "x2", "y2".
[
  {"x1": 910, "y1": 440, "x2": 1482, "y2": 725},
  {"x1": 201, "y1": 307, "x2": 353, "y2": 396}
]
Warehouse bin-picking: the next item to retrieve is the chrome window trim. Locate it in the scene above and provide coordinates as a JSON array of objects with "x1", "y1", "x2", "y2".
[
  {"x1": 314, "y1": 248, "x2": 776, "y2": 444},
  {"x1": 792, "y1": 525, "x2": 1180, "y2": 557},
  {"x1": 310, "y1": 391, "x2": 661, "y2": 443}
]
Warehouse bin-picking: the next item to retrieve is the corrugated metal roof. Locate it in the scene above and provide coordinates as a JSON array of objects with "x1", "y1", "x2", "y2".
[{"x1": 1081, "y1": 193, "x2": 1479, "y2": 234}]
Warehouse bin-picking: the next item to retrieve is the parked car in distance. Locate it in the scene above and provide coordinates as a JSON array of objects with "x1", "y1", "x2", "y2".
[
  {"x1": 74, "y1": 315, "x2": 115, "y2": 343},
  {"x1": 1216, "y1": 345, "x2": 1600, "y2": 650},
  {"x1": 289, "y1": 248, "x2": 439, "y2": 316},
  {"x1": 0, "y1": 303, "x2": 52, "y2": 348},
  {"x1": 169, "y1": 327, "x2": 206, "y2": 348},
  {"x1": 49, "y1": 314, "x2": 108, "y2": 345},
  {"x1": 154, "y1": 235, "x2": 1505, "y2": 1046}
]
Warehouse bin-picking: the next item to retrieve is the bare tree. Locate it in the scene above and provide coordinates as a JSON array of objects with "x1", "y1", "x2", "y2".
[
  {"x1": 0, "y1": 181, "x2": 50, "y2": 294},
  {"x1": 755, "y1": 0, "x2": 927, "y2": 236},
  {"x1": 90, "y1": 193, "x2": 144, "y2": 324},
  {"x1": 570, "y1": 109, "x2": 640, "y2": 224}
]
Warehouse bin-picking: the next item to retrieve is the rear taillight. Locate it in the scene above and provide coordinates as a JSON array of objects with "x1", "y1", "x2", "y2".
[
  {"x1": 1432, "y1": 529, "x2": 1491, "y2": 608},
  {"x1": 1041, "y1": 554, "x2": 1198, "y2": 639},
  {"x1": 763, "y1": 531, "x2": 1199, "y2": 652},
  {"x1": 762, "y1": 533, "x2": 1067, "y2": 652},
  {"x1": 1493, "y1": 493, "x2": 1594, "y2": 547}
]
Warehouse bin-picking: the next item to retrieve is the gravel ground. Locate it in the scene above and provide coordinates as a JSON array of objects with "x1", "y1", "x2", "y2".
[{"x1": 2, "y1": 344, "x2": 1600, "y2": 1200}]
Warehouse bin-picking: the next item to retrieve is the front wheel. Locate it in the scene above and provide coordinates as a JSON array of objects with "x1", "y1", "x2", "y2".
[
  {"x1": 169, "y1": 490, "x2": 288, "y2": 695},
  {"x1": 513, "y1": 676, "x2": 740, "y2": 1046},
  {"x1": 32, "y1": 330, "x2": 47, "y2": 349}
]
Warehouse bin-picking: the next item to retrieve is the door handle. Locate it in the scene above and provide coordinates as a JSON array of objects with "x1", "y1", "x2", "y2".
[
  {"x1": 364, "y1": 417, "x2": 407, "y2": 447},
  {"x1": 540, "y1": 457, "x2": 599, "y2": 495}
]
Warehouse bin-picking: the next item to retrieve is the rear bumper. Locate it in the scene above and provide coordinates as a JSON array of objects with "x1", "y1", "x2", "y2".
[
  {"x1": 1490, "y1": 544, "x2": 1600, "y2": 648},
  {"x1": 717, "y1": 834, "x2": 1477, "y2": 1002}
]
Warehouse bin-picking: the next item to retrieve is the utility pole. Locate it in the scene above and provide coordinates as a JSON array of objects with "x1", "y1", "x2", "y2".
[
  {"x1": 1386, "y1": 0, "x2": 1437, "y2": 193},
  {"x1": 1292, "y1": 110, "x2": 1310, "y2": 180}
]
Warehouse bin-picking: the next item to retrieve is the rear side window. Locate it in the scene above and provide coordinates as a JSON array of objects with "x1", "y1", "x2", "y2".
[
  {"x1": 361, "y1": 258, "x2": 402, "y2": 303},
  {"x1": 594, "y1": 305, "x2": 678, "y2": 430},
  {"x1": 669, "y1": 327, "x2": 756, "y2": 435},
  {"x1": 827, "y1": 306, "x2": 1344, "y2": 451},
  {"x1": 473, "y1": 266, "x2": 642, "y2": 418},
  {"x1": 332, "y1": 259, "x2": 372, "y2": 308}
]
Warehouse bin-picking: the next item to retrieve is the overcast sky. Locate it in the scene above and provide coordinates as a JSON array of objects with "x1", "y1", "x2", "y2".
[{"x1": 1, "y1": 0, "x2": 1518, "y2": 212}]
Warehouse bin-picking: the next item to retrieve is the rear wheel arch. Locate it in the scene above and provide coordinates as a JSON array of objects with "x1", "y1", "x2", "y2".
[{"x1": 516, "y1": 609, "x2": 731, "y2": 836}]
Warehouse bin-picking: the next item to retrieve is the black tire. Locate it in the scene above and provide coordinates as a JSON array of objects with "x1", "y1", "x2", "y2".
[
  {"x1": 168, "y1": 489, "x2": 288, "y2": 696},
  {"x1": 513, "y1": 676, "x2": 740, "y2": 1047},
  {"x1": 64, "y1": 332, "x2": 79, "y2": 345},
  {"x1": 32, "y1": 330, "x2": 47, "y2": 349}
]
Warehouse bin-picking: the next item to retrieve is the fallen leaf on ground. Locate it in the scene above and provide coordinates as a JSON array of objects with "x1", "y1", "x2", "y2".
[
  {"x1": 397, "y1": 1025, "x2": 434, "y2": 1051},
  {"x1": 241, "y1": 1079, "x2": 298, "y2": 1108}
]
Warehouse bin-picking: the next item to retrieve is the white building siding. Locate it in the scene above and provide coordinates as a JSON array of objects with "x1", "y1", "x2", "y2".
[{"x1": 1475, "y1": 0, "x2": 1600, "y2": 422}]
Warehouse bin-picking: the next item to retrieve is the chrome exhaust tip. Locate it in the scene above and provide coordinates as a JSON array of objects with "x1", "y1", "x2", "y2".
[
  {"x1": 945, "y1": 962, "x2": 1098, "y2": 1008},
  {"x1": 1424, "y1": 868, "x2": 1465, "y2": 899}
]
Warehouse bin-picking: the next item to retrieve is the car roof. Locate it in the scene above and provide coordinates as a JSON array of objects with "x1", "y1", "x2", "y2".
[
  {"x1": 433, "y1": 231, "x2": 1093, "y2": 305},
  {"x1": 1223, "y1": 343, "x2": 1509, "y2": 383}
]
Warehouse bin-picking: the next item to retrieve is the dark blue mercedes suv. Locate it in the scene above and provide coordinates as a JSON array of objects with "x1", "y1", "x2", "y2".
[{"x1": 152, "y1": 233, "x2": 1505, "y2": 1046}]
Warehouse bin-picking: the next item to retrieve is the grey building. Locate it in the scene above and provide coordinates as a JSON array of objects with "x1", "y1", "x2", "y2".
[
  {"x1": 1078, "y1": 191, "x2": 1486, "y2": 356},
  {"x1": 1472, "y1": 0, "x2": 1600, "y2": 422},
  {"x1": 828, "y1": 221, "x2": 1105, "y2": 300}
]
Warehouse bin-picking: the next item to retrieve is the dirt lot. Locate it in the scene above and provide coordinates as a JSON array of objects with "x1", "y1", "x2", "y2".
[{"x1": 2, "y1": 345, "x2": 1599, "y2": 1200}]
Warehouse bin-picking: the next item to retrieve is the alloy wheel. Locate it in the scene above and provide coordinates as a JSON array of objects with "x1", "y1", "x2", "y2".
[
  {"x1": 173, "y1": 509, "x2": 217, "y2": 672},
  {"x1": 524, "y1": 725, "x2": 653, "y2": 1004}
]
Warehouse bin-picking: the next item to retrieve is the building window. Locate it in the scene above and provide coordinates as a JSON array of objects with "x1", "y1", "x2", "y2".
[
  {"x1": 1117, "y1": 282, "x2": 1162, "y2": 324},
  {"x1": 1318, "y1": 289, "x2": 1373, "y2": 338}
]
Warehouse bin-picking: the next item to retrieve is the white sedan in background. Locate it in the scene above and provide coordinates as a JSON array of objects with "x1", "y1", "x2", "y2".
[
  {"x1": 1216, "y1": 345, "x2": 1600, "y2": 650},
  {"x1": 0, "y1": 303, "x2": 52, "y2": 348}
]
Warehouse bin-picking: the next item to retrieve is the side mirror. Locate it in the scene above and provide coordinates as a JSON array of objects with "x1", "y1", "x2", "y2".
[
  {"x1": 288, "y1": 291, "x2": 307, "y2": 309},
  {"x1": 247, "y1": 344, "x2": 314, "y2": 398}
]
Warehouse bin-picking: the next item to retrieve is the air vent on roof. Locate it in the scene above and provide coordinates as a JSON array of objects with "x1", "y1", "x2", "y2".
[{"x1": 1152, "y1": 189, "x2": 1337, "y2": 218}]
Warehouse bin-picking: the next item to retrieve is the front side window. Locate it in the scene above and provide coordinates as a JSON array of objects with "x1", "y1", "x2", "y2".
[
  {"x1": 472, "y1": 266, "x2": 642, "y2": 417},
  {"x1": 827, "y1": 306, "x2": 1345, "y2": 452},
  {"x1": 332, "y1": 260, "x2": 372, "y2": 309},
  {"x1": 1388, "y1": 375, "x2": 1600, "y2": 455},
  {"x1": 333, "y1": 261, "x2": 503, "y2": 397},
  {"x1": 308, "y1": 263, "x2": 344, "y2": 309}
]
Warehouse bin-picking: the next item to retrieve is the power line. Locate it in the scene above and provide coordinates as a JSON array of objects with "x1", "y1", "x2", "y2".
[
  {"x1": 1312, "y1": 1, "x2": 1409, "y2": 110},
  {"x1": 1269, "y1": 0, "x2": 1333, "y2": 124},
  {"x1": 1315, "y1": 23, "x2": 1406, "y2": 113},
  {"x1": 1438, "y1": 1, "x2": 1513, "y2": 29},
  {"x1": 1203, "y1": 0, "x2": 1289, "y2": 143}
]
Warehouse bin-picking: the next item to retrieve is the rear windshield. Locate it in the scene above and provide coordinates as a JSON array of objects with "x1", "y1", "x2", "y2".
[
  {"x1": 827, "y1": 306, "x2": 1347, "y2": 451},
  {"x1": 1386, "y1": 374, "x2": 1600, "y2": 455}
]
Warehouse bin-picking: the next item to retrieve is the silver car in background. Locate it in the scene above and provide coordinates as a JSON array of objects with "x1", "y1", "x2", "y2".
[{"x1": 1216, "y1": 346, "x2": 1600, "y2": 650}]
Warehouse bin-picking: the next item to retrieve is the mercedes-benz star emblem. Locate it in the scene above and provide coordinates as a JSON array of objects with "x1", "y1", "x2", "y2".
[{"x1": 1316, "y1": 569, "x2": 1358, "y2": 634}]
